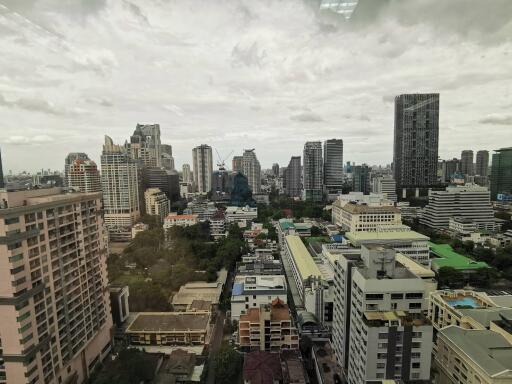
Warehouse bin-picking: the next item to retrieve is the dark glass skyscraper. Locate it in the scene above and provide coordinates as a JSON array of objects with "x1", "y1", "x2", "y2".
[
  {"x1": 393, "y1": 93, "x2": 440, "y2": 194},
  {"x1": 475, "y1": 150, "x2": 489, "y2": 177},
  {"x1": 352, "y1": 164, "x2": 371, "y2": 194},
  {"x1": 461, "y1": 150, "x2": 474, "y2": 176},
  {"x1": 284, "y1": 156, "x2": 301, "y2": 198},
  {"x1": 323, "y1": 139, "x2": 344, "y2": 195},
  {"x1": 490, "y1": 147, "x2": 512, "y2": 200}
]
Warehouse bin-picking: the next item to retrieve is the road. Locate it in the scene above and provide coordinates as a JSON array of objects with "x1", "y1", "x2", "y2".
[{"x1": 206, "y1": 310, "x2": 226, "y2": 384}]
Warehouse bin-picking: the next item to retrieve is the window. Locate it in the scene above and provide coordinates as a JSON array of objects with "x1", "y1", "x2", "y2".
[
  {"x1": 365, "y1": 293, "x2": 384, "y2": 300},
  {"x1": 9, "y1": 254, "x2": 24, "y2": 263},
  {"x1": 8, "y1": 242, "x2": 22, "y2": 250},
  {"x1": 405, "y1": 292, "x2": 423, "y2": 299},
  {"x1": 391, "y1": 293, "x2": 403, "y2": 300},
  {"x1": 5, "y1": 216, "x2": 20, "y2": 225},
  {"x1": 409, "y1": 302, "x2": 422, "y2": 309},
  {"x1": 412, "y1": 362, "x2": 421, "y2": 369}
]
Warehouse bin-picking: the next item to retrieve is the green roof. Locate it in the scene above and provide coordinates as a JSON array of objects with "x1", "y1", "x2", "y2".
[
  {"x1": 429, "y1": 242, "x2": 489, "y2": 271},
  {"x1": 285, "y1": 235, "x2": 322, "y2": 280},
  {"x1": 279, "y1": 219, "x2": 295, "y2": 231},
  {"x1": 346, "y1": 230, "x2": 429, "y2": 244}
]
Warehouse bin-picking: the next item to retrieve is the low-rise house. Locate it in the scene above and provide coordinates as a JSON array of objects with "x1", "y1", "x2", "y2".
[{"x1": 164, "y1": 213, "x2": 199, "y2": 229}]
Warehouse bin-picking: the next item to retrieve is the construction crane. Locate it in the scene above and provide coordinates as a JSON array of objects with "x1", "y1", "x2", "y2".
[{"x1": 215, "y1": 149, "x2": 234, "y2": 171}]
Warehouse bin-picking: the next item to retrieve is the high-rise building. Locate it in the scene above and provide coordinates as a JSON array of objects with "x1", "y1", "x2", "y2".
[
  {"x1": 232, "y1": 156, "x2": 243, "y2": 173},
  {"x1": 242, "y1": 149, "x2": 261, "y2": 193},
  {"x1": 64, "y1": 152, "x2": 89, "y2": 187},
  {"x1": 272, "y1": 163, "x2": 280, "y2": 178},
  {"x1": 144, "y1": 188, "x2": 170, "y2": 222},
  {"x1": 0, "y1": 146, "x2": 4, "y2": 189},
  {"x1": 161, "y1": 144, "x2": 174, "y2": 170},
  {"x1": 475, "y1": 150, "x2": 489, "y2": 177},
  {"x1": 490, "y1": 147, "x2": 512, "y2": 200},
  {"x1": 303, "y1": 141, "x2": 323, "y2": 202},
  {"x1": 393, "y1": 94, "x2": 440, "y2": 195},
  {"x1": 284, "y1": 156, "x2": 301, "y2": 198},
  {"x1": 128, "y1": 124, "x2": 162, "y2": 167},
  {"x1": 323, "y1": 139, "x2": 344, "y2": 195},
  {"x1": 144, "y1": 167, "x2": 180, "y2": 202},
  {"x1": 461, "y1": 150, "x2": 474, "y2": 176},
  {"x1": 440, "y1": 158, "x2": 461, "y2": 183},
  {"x1": 182, "y1": 164, "x2": 192, "y2": 184},
  {"x1": 101, "y1": 135, "x2": 141, "y2": 241},
  {"x1": 372, "y1": 176, "x2": 397, "y2": 202},
  {"x1": 67, "y1": 159, "x2": 101, "y2": 193},
  {"x1": 0, "y1": 188, "x2": 113, "y2": 384},
  {"x1": 352, "y1": 164, "x2": 371, "y2": 194},
  {"x1": 192, "y1": 145, "x2": 213, "y2": 194}
]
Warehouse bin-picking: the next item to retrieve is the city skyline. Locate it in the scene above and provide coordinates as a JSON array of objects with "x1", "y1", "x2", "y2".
[{"x1": 1, "y1": 0, "x2": 512, "y2": 172}]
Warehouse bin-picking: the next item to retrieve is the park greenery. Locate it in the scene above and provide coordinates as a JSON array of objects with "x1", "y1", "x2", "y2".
[{"x1": 214, "y1": 344, "x2": 243, "y2": 383}]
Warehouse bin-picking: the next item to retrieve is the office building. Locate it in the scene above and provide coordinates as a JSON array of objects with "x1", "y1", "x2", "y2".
[
  {"x1": 440, "y1": 158, "x2": 462, "y2": 183},
  {"x1": 182, "y1": 164, "x2": 193, "y2": 184},
  {"x1": 143, "y1": 167, "x2": 180, "y2": 202},
  {"x1": 128, "y1": 123, "x2": 162, "y2": 167},
  {"x1": 0, "y1": 146, "x2": 4, "y2": 189},
  {"x1": 144, "y1": 188, "x2": 170, "y2": 222},
  {"x1": 420, "y1": 184, "x2": 496, "y2": 231},
  {"x1": 67, "y1": 158, "x2": 101, "y2": 193},
  {"x1": 211, "y1": 169, "x2": 233, "y2": 201},
  {"x1": 101, "y1": 136, "x2": 141, "y2": 241},
  {"x1": 0, "y1": 188, "x2": 113, "y2": 384},
  {"x1": 303, "y1": 141, "x2": 323, "y2": 202},
  {"x1": 461, "y1": 150, "x2": 474, "y2": 176},
  {"x1": 161, "y1": 144, "x2": 174, "y2": 170},
  {"x1": 333, "y1": 245, "x2": 433, "y2": 383},
  {"x1": 323, "y1": 139, "x2": 344, "y2": 194},
  {"x1": 372, "y1": 176, "x2": 397, "y2": 202},
  {"x1": 491, "y1": 147, "x2": 512, "y2": 200},
  {"x1": 284, "y1": 156, "x2": 301, "y2": 198},
  {"x1": 192, "y1": 145, "x2": 213, "y2": 194},
  {"x1": 393, "y1": 93, "x2": 440, "y2": 196},
  {"x1": 242, "y1": 149, "x2": 261, "y2": 193},
  {"x1": 272, "y1": 163, "x2": 280, "y2": 178},
  {"x1": 232, "y1": 156, "x2": 243, "y2": 173},
  {"x1": 225, "y1": 206, "x2": 258, "y2": 226},
  {"x1": 238, "y1": 298, "x2": 299, "y2": 352},
  {"x1": 475, "y1": 150, "x2": 489, "y2": 177},
  {"x1": 64, "y1": 152, "x2": 89, "y2": 187},
  {"x1": 352, "y1": 164, "x2": 371, "y2": 194}
]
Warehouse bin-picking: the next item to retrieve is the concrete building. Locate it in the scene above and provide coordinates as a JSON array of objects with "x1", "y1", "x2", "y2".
[
  {"x1": 372, "y1": 176, "x2": 397, "y2": 202},
  {"x1": 491, "y1": 147, "x2": 512, "y2": 200},
  {"x1": 161, "y1": 144, "x2": 174, "y2": 170},
  {"x1": 101, "y1": 135, "x2": 141, "y2": 242},
  {"x1": 144, "y1": 188, "x2": 170, "y2": 222},
  {"x1": 238, "y1": 298, "x2": 299, "y2": 352},
  {"x1": 242, "y1": 149, "x2": 261, "y2": 193},
  {"x1": 476, "y1": 150, "x2": 489, "y2": 177},
  {"x1": 352, "y1": 164, "x2": 371, "y2": 194},
  {"x1": 109, "y1": 285, "x2": 130, "y2": 327},
  {"x1": 334, "y1": 245, "x2": 433, "y2": 383},
  {"x1": 448, "y1": 216, "x2": 477, "y2": 235},
  {"x1": 420, "y1": 184, "x2": 496, "y2": 231},
  {"x1": 128, "y1": 123, "x2": 162, "y2": 167},
  {"x1": 163, "y1": 213, "x2": 199, "y2": 229},
  {"x1": 131, "y1": 222, "x2": 149, "y2": 239},
  {"x1": 144, "y1": 167, "x2": 180, "y2": 202},
  {"x1": 323, "y1": 139, "x2": 344, "y2": 195},
  {"x1": 272, "y1": 163, "x2": 280, "y2": 178},
  {"x1": 192, "y1": 145, "x2": 213, "y2": 194},
  {"x1": 303, "y1": 141, "x2": 323, "y2": 202},
  {"x1": 440, "y1": 158, "x2": 462, "y2": 183},
  {"x1": 284, "y1": 156, "x2": 302, "y2": 198},
  {"x1": 225, "y1": 206, "x2": 258, "y2": 226},
  {"x1": 393, "y1": 93, "x2": 440, "y2": 197},
  {"x1": 232, "y1": 155, "x2": 243, "y2": 173},
  {"x1": 64, "y1": 152, "x2": 90, "y2": 187},
  {"x1": 0, "y1": 188, "x2": 112, "y2": 384},
  {"x1": 461, "y1": 150, "x2": 474, "y2": 176},
  {"x1": 209, "y1": 210, "x2": 227, "y2": 240},
  {"x1": 67, "y1": 158, "x2": 101, "y2": 193},
  {"x1": 182, "y1": 164, "x2": 193, "y2": 185},
  {"x1": 230, "y1": 275, "x2": 288, "y2": 321}
]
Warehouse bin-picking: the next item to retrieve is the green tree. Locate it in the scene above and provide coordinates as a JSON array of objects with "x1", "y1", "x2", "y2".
[
  {"x1": 215, "y1": 345, "x2": 242, "y2": 383},
  {"x1": 437, "y1": 267, "x2": 465, "y2": 289}
]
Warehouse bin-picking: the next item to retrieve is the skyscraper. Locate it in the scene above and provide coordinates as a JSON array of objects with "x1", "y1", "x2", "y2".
[
  {"x1": 128, "y1": 123, "x2": 162, "y2": 167},
  {"x1": 393, "y1": 93, "x2": 440, "y2": 195},
  {"x1": 67, "y1": 158, "x2": 101, "y2": 192},
  {"x1": 272, "y1": 163, "x2": 280, "y2": 178},
  {"x1": 0, "y1": 146, "x2": 4, "y2": 189},
  {"x1": 101, "y1": 136, "x2": 141, "y2": 241},
  {"x1": 352, "y1": 164, "x2": 371, "y2": 194},
  {"x1": 242, "y1": 149, "x2": 261, "y2": 193},
  {"x1": 0, "y1": 188, "x2": 113, "y2": 384},
  {"x1": 182, "y1": 164, "x2": 193, "y2": 184},
  {"x1": 192, "y1": 144, "x2": 213, "y2": 194},
  {"x1": 372, "y1": 175, "x2": 397, "y2": 202},
  {"x1": 475, "y1": 150, "x2": 489, "y2": 177},
  {"x1": 323, "y1": 139, "x2": 344, "y2": 194},
  {"x1": 232, "y1": 155, "x2": 243, "y2": 173},
  {"x1": 440, "y1": 158, "x2": 461, "y2": 183},
  {"x1": 490, "y1": 147, "x2": 512, "y2": 200},
  {"x1": 64, "y1": 152, "x2": 89, "y2": 186},
  {"x1": 303, "y1": 141, "x2": 323, "y2": 202},
  {"x1": 161, "y1": 144, "x2": 175, "y2": 170},
  {"x1": 460, "y1": 150, "x2": 474, "y2": 176},
  {"x1": 284, "y1": 156, "x2": 301, "y2": 198}
]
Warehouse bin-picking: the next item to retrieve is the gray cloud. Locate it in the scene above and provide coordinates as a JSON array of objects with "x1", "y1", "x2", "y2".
[
  {"x1": 3, "y1": 135, "x2": 54, "y2": 145},
  {"x1": 479, "y1": 114, "x2": 512, "y2": 125},
  {"x1": 290, "y1": 112, "x2": 324, "y2": 123}
]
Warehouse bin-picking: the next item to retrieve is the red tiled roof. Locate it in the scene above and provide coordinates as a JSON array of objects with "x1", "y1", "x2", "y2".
[{"x1": 243, "y1": 351, "x2": 282, "y2": 384}]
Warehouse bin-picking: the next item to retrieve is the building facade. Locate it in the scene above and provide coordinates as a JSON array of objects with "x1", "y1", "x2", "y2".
[
  {"x1": 232, "y1": 156, "x2": 243, "y2": 173},
  {"x1": 128, "y1": 124, "x2": 162, "y2": 167},
  {"x1": 372, "y1": 176, "x2": 397, "y2": 202},
  {"x1": 144, "y1": 188, "x2": 170, "y2": 222},
  {"x1": 284, "y1": 156, "x2": 301, "y2": 198},
  {"x1": 461, "y1": 150, "x2": 474, "y2": 176},
  {"x1": 67, "y1": 159, "x2": 101, "y2": 193},
  {"x1": 64, "y1": 152, "x2": 89, "y2": 187},
  {"x1": 475, "y1": 150, "x2": 489, "y2": 177},
  {"x1": 192, "y1": 145, "x2": 213, "y2": 194},
  {"x1": 0, "y1": 188, "x2": 112, "y2": 384},
  {"x1": 303, "y1": 141, "x2": 323, "y2": 202},
  {"x1": 352, "y1": 164, "x2": 371, "y2": 194},
  {"x1": 323, "y1": 139, "x2": 344, "y2": 195},
  {"x1": 242, "y1": 149, "x2": 261, "y2": 193},
  {"x1": 490, "y1": 147, "x2": 512, "y2": 200}
]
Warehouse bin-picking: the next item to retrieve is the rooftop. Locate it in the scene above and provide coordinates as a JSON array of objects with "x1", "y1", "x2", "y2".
[
  {"x1": 126, "y1": 312, "x2": 210, "y2": 333},
  {"x1": 243, "y1": 351, "x2": 282, "y2": 384},
  {"x1": 395, "y1": 253, "x2": 435, "y2": 278},
  {"x1": 171, "y1": 281, "x2": 223, "y2": 306},
  {"x1": 285, "y1": 235, "x2": 322, "y2": 281},
  {"x1": 232, "y1": 275, "x2": 287, "y2": 296},
  {"x1": 346, "y1": 230, "x2": 429, "y2": 244},
  {"x1": 430, "y1": 242, "x2": 489, "y2": 271}
]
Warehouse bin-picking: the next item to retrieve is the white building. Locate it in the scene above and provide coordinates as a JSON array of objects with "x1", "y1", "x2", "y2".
[
  {"x1": 192, "y1": 145, "x2": 213, "y2": 194},
  {"x1": 225, "y1": 206, "x2": 258, "y2": 227},
  {"x1": 209, "y1": 210, "x2": 227, "y2": 240},
  {"x1": 67, "y1": 158, "x2": 101, "y2": 193},
  {"x1": 242, "y1": 149, "x2": 261, "y2": 193},
  {"x1": 230, "y1": 275, "x2": 288, "y2": 321},
  {"x1": 163, "y1": 213, "x2": 199, "y2": 229},
  {"x1": 372, "y1": 176, "x2": 397, "y2": 202},
  {"x1": 131, "y1": 222, "x2": 149, "y2": 239},
  {"x1": 144, "y1": 188, "x2": 170, "y2": 222}
]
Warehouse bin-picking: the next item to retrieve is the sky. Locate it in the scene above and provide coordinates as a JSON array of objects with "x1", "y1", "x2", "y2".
[{"x1": 0, "y1": 0, "x2": 511, "y2": 173}]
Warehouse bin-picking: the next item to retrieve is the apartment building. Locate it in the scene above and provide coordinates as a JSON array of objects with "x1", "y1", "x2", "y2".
[
  {"x1": 163, "y1": 213, "x2": 199, "y2": 229},
  {"x1": 67, "y1": 159, "x2": 101, "y2": 193},
  {"x1": 238, "y1": 298, "x2": 299, "y2": 352},
  {"x1": 209, "y1": 210, "x2": 227, "y2": 240},
  {"x1": 144, "y1": 188, "x2": 170, "y2": 222},
  {"x1": 0, "y1": 188, "x2": 112, "y2": 384}
]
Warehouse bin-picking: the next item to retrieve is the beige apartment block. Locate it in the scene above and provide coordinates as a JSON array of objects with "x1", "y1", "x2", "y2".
[{"x1": 0, "y1": 188, "x2": 113, "y2": 384}]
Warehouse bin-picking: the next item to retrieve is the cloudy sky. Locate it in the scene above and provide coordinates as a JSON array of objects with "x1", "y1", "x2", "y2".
[{"x1": 1, "y1": 0, "x2": 511, "y2": 173}]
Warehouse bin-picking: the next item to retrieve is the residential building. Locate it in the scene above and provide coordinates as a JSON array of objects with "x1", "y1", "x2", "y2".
[
  {"x1": 209, "y1": 210, "x2": 227, "y2": 240},
  {"x1": 303, "y1": 141, "x2": 323, "y2": 202},
  {"x1": 448, "y1": 216, "x2": 477, "y2": 235},
  {"x1": 161, "y1": 144, "x2": 174, "y2": 170},
  {"x1": 232, "y1": 156, "x2": 243, "y2": 173},
  {"x1": 312, "y1": 341, "x2": 343, "y2": 384},
  {"x1": 393, "y1": 93, "x2": 440, "y2": 196},
  {"x1": 211, "y1": 169, "x2": 233, "y2": 201},
  {"x1": 109, "y1": 285, "x2": 130, "y2": 327},
  {"x1": 182, "y1": 164, "x2": 193, "y2": 184},
  {"x1": 163, "y1": 213, "x2": 199, "y2": 229},
  {"x1": 352, "y1": 164, "x2": 371, "y2": 194},
  {"x1": 131, "y1": 222, "x2": 148, "y2": 238},
  {"x1": 67, "y1": 158, "x2": 101, "y2": 193},
  {"x1": 128, "y1": 123, "x2": 162, "y2": 167},
  {"x1": 0, "y1": 188, "x2": 112, "y2": 384},
  {"x1": 231, "y1": 275, "x2": 288, "y2": 320},
  {"x1": 144, "y1": 167, "x2": 180, "y2": 201},
  {"x1": 192, "y1": 145, "x2": 213, "y2": 194},
  {"x1": 144, "y1": 188, "x2": 170, "y2": 222},
  {"x1": 372, "y1": 176, "x2": 397, "y2": 202},
  {"x1": 335, "y1": 245, "x2": 433, "y2": 383},
  {"x1": 225, "y1": 206, "x2": 258, "y2": 226},
  {"x1": 155, "y1": 349, "x2": 204, "y2": 383},
  {"x1": 0, "y1": 146, "x2": 4, "y2": 189},
  {"x1": 243, "y1": 351, "x2": 283, "y2": 384},
  {"x1": 171, "y1": 272, "x2": 226, "y2": 311},
  {"x1": 284, "y1": 156, "x2": 302, "y2": 198},
  {"x1": 491, "y1": 147, "x2": 512, "y2": 200},
  {"x1": 238, "y1": 298, "x2": 299, "y2": 352},
  {"x1": 101, "y1": 135, "x2": 141, "y2": 242},
  {"x1": 420, "y1": 184, "x2": 496, "y2": 231},
  {"x1": 183, "y1": 199, "x2": 217, "y2": 221},
  {"x1": 461, "y1": 150, "x2": 474, "y2": 176},
  {"x1": 323, "y1": 139, "x2": 344, "y2": 195},
  {"x1": 242, "y1": 149, "x2": 262, "y2": 193},
  {"x1": 476, "y1": 150, "x2": 489, "y2": 177},
  {"x1": 236, "y1": 255, "x2": 284, "y2": 276},
  {"x1": 64, "y1": 152, "x2": 89, "y2": 187}
]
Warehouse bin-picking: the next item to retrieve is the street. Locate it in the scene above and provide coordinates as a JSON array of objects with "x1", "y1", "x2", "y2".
[{"x1": 205, "y1": 310, "x2": 226, "y2": 384}]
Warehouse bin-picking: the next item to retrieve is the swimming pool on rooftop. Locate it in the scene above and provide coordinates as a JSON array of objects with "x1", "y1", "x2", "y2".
[{"x1": 446, "y1": 297, "x2": 481, "y2": 308}]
